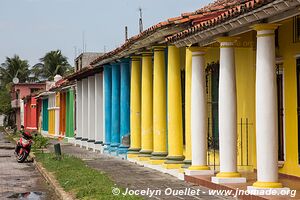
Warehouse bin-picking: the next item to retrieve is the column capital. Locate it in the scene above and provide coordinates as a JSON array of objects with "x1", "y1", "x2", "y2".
[
  {"x1": 252, "y1": 23, "x2": 280, "y2": 31},
  {"x1": 131, "y1": 55, "x2": 141, "y2": 61},
  {"x1": 141, "y1": 51, "x2": 153, "y2": 57},
  {"x1": 152, "y1": 45, "x2": 166, "y2": 51},
  {"x1": 216, "y1": 37, "x2": 239, "y2": 48},
  {"x1": 120, "y1": 58, "x2": 130, "y2": 63},
  {"x1": 217, "y1": 36, "x2": 239, "y2": 43},
  {"x1": 110, "y1": 61, "x2": 120, "y2": 66},
  {"x1": 188, "y1": 47, "x2": 206, "y2": 56}
]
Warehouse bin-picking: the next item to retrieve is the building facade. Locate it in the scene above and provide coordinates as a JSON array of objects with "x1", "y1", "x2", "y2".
[{"x1": 15, "y1": 0, "x2": 300, "y2": 194}]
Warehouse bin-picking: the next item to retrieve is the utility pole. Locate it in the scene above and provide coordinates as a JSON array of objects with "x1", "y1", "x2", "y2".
[
  {"x1": 125, "y1": 26, "x2": 128, "y2": 41},
  {"x1": 139, "y1": 7, "x2": 143, "y2": 33}
]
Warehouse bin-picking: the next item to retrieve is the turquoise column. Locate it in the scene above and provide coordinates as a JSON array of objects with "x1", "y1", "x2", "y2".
[
  {"x1": 118, "y1": 59, "x2": 130, "y2": 157},
  {"x1": 104, "y1": 65, "x2": 112, "y2": 152},
  {"x1": 42, "y1": 98, "x2": 48, "y2": 132},
  {"x1": 110, "y1": 62, "x2": 121, "y2": 155}
]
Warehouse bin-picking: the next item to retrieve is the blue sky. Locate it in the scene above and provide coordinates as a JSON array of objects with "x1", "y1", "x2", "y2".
[{"x1": 0, "y1": 0, "x2": 211, "y2": 66}]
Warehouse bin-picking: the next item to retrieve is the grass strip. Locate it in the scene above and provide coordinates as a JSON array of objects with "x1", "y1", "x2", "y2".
[{"x1": 35, "y1": 152, "x2": 142, "y2": 200}]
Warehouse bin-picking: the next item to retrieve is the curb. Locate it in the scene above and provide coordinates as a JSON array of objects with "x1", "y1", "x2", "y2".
[{"x1": 33, "y1": 159, "x2": 75, "y2": 200}]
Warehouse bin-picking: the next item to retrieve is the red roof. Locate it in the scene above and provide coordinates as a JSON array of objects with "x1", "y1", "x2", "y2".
[
  {"x1": 167, "y1": 0, "x2": 273, "y2": 43},
  {"x1": 90, "y1": 0, "x2": 265, "y2": 66}
]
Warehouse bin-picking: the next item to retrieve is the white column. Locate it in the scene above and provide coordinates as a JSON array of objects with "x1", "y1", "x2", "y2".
[
  {"x1": 76, "y1": 80, "x2": 82, "y2": 145},
  {"x1": 82, "y1": 78, "x2": 89, "y2": 147},
  {"x1": 20, "y1": 99, "x2": 24, "y2": 127},
  {"x1": 95, "y1": 73, "x2": 104, "y2": 152},
  {"x1": 252, "y1": 24, "x2": 282, "y2": 188},
  {"x1": 88, "y1": 76, "x2": 96, "y2": 149},
  {"x1": 186, "y1": 48, "x2": 213, "y2": 176},
  {"x1": 212, "y1": 37, "x2": 246, "y2": 184},
  {"x1": 102, "y1": 72, "x2": 106, "y2": 146}
]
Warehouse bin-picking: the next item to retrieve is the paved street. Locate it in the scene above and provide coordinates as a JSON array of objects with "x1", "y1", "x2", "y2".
[
  {"x1": 0, "y1": 132, "x2": 55, "y2": 200},
  {"x1": 50, "y1": 142, "x2": 236, "y2": 200}
]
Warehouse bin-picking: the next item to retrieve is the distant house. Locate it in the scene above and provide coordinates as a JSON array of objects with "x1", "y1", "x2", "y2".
[
  {"x1": 74, "y1": 52, "x2": 104, "y2": 72},
  {"x1": 11, "y1": 83, "x2": 46, "y2": 130}
]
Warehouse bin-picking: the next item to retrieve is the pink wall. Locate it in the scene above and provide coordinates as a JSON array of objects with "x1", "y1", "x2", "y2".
[
  {"x1": 24, "y1": 97, "x2": 37, "y2": 131},
  {"x1": 11, "y1": 83, "x2": 46, "y2": 100},
  {"x1": 11, "y1": 83, "x2": 45, "y2": 130}
]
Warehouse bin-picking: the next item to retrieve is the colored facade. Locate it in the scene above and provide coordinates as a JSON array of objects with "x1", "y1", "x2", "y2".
[
  {"x1": 10, "y1": 83, "x2": 46, "y2": 130},
  {"x1": 69, "y1": 0, "x2": 300, "y2": 192},
  {"x1": 23, "y1": 96, "x2": 38, "y2": 131},
  {"x1": 33, "y1": 77, "x2": 76, "y2": 140},
  {"x1": 13, "y1": 0, "x2": 300, "y2": 195}
]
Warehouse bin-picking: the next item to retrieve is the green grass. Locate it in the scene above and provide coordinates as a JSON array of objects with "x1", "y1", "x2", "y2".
[{"x1": 35, "y1": 152, "x2": 142, "y2": 200}]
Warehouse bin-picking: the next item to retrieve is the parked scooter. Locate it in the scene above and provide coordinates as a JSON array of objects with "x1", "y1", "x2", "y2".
[{"x1": 15, "y1": 126, "x2": 33, "y2": 163}]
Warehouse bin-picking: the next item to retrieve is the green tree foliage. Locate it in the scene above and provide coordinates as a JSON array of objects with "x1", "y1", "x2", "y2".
[
  {"x1": 0, "y1": 55, "x2": 31, "y2": 86},
  {"x1": 31, "y1": 50, "x2": 73, "y2": 81},
  {"x1": 0, "y1": 55, "x2": 32, "y2": 116}
]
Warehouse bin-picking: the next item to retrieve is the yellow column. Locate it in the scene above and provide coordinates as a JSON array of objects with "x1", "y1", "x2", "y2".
[
  {"x1": 164, "y1": 45, "x2": 184, "y2": 169},
  {"x1": 128, "y1": 56, "x2": 142, "y2": 158},
  {"x1": 183, "y1": 47, "x2": 192, "y2": 168},
  {"x1": 150, "y1": 46, "x2": 167, "y2": 164},
  {"x1": 139, "y1": 52, "x2": 153, "y2": 160}
]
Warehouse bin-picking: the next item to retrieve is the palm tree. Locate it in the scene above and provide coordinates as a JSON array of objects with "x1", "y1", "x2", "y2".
[
  {"x1": 0, "y1": 55, "x2": 31, "y2": 86},
  {"x1": 32, "y1": 50, "x2": 73, "y2": 81}
]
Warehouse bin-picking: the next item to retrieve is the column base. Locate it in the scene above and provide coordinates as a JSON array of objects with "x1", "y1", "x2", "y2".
[
  {"x1": 164, "y1": 155, "x2": 185, "y2": 164},
  {"x1": 163, "y1": 163, "x2": 183, "y2": 169},
  {"x1": 185, "y1": 165, "x2": 214, "y2": 176},
  {"x1": 189, "y1": 165, "x2": 210, "y2": 170},
  {"x1": 127, "y1": 147, "x2": 140, "y2": 158},
  {"x1": 138, "y1": 149, "x2": 152, "y2": 160},
  {"x1": 181, "y1": 160, "x2": 191, "y2": 169},
  {"x1": 148, "y1": 159, "x2": 165, "y2": 165},
  {"x1": 252, "y1": 181, "x2": 283, "y2": 188},
  {"x1": 247, "y1": 186, "x2": 290, "y2": 196},
  {"x1": 151, "y1": 151, "x2": 167, "y2": 160},
  {"x1": 109, "y1": 146, "x2": 118, "y2": 156},
  {"x1": 212, "y1": 176, "x2": 247, "y2": 184},
  {"x1": 81, "y1": 140, "x2": 88, "y2": 148},
  {"x1": 137, "y1": 156, "x2": 151, "y2": 161},
  {"x1": 103, "y1": 144, "x2": 110, "y2": 154},
  {"x1": 117, "y1": 145, "x2": 129, "y2": 154},
  {"x1": 127, "y1": 153, "x2": 139, "y2": 158}
]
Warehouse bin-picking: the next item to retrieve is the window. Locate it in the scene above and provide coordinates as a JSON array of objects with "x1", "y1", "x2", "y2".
[
  {"x1": 206, "y1": 61, "x2": 220, "y2": 150},
  {"x1": 276, "y1": 65, "x2": 285, "y2": 161},
  {"x1": 293, "y1": 15, "x2": 300, "y2": 43}
]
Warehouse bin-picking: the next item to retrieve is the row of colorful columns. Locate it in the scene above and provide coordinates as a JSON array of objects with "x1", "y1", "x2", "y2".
[
  {"x1": 126, "y1": 46, "x2": 185, "y2": 168},
  {"x1": 118, "y1": 24, "x2": 283, "y2": 189},
  {"x1": 75, "y1": 73, "x2": 104, "y2": 151},
  {"x1": 103, "y1": 59, "x2": 130, "y2": 156}
]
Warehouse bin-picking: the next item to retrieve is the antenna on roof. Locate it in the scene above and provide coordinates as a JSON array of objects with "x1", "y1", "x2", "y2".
[
  {"x1": 139, "y1": 7, "x2": 143, "y2": 33},
  {"x1": 82, "y1": 31, "x2": 85, "y2": 53},
  {"x1": 125, "y1": 26, "x2": 128, "y2": 41},
  {"x1": 74, "y1": 46, "x2": 77, "y2": 59}
]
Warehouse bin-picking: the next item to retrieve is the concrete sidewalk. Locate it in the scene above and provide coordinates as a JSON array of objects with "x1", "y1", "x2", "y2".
[{"x1": 48, "y1": 142, "x2": 234, "y2": 200}]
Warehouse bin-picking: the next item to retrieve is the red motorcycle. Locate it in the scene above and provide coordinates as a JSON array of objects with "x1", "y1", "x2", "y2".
[{"x1": 15, "y1": 129, "x2": 33, "y2": 163}]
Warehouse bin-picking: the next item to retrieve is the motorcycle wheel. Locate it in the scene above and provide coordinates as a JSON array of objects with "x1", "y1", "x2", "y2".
[{"x1": 17, "y1": 150, "x2": 28, "y2": 163}]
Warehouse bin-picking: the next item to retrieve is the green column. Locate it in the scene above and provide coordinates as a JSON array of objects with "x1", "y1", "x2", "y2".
[{"x1": 66, "y1": 89, "x2": 75, "y2": 137}]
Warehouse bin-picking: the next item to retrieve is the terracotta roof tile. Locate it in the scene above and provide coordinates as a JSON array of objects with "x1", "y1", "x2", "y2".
[
  {"x1": 87, "y1": 0, "x2": 270, "y2": 69},
  {"x1": 167, "y1": 0, "x2": 274, "y2": 43}
]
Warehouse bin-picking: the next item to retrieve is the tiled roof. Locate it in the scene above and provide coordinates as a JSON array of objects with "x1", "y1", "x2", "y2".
[
  {"x1": 90, "y1": 0, "x2": 260, "y2": 66},
  {"x1": 49, "y1": 79, "x2": 76, "y2": 91},
  {"x1": 167, "y1": 0, "x2": 274, "y2": 43}
]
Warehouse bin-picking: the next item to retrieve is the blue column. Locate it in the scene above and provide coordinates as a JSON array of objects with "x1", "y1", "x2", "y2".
[
  {"x1": 104, "y1": 65, "x2": 112, "y2": 151},
  {"x1": 110, "y1": 62, "x2": 121, "y2": 154},
  {"x1": 118, "y1": 59, "x2": 131, "y2": 156}
]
